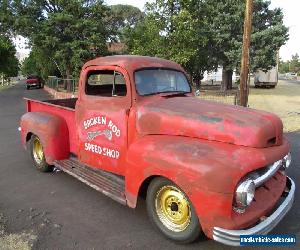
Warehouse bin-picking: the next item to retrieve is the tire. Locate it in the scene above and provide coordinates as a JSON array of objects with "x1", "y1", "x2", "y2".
[
  {"x1": 26, "y1": 86, "x2": 30, "y2": 90},
  {"x1": 28, "y1": 135, "x2": 53, "y2": 172},
  {"x1": 146, "y1": 177, "x2": 202, "y2": 243}
]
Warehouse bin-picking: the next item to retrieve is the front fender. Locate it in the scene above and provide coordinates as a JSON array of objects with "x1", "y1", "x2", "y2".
[
  {"x1": 124, "y1": 135, "x2": 289, "y2": 237},
  {"x1": 20, "y1": 112, "x2": 69, "y2": 164},
  {"x1": 125, "y1": 135, "x2": 240, "y2": 205}
]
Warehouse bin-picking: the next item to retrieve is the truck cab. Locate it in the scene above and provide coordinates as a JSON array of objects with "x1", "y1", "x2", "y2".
[{"x1": 20, "y1": 56, "x2": 295, "y2": 246}]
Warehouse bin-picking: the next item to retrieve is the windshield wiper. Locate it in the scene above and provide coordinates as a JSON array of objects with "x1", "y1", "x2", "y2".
[
  {"x1": 160, "y1": 91, "x2": 190, "y2": 97},
  {"x1": 142, "y1": 91, "x2": 190, "y2": 97}
]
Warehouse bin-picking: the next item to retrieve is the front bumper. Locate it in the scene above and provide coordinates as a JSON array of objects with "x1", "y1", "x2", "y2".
[{"x1": 213, "y1": 177, "x2": 295, "y2": 246}]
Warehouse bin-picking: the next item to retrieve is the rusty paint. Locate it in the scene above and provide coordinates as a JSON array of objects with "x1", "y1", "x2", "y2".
[
  {"x1": 136, "y1": 96, "x2": 283, "y2": 148},
  {"x1": 20, "y1": 55, "x2": 291, "y2": 242}
]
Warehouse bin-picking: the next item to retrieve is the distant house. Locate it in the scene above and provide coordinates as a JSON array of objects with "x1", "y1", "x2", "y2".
[{"x1": 203, "y1": 67, "x2": 238, "y2": 83}]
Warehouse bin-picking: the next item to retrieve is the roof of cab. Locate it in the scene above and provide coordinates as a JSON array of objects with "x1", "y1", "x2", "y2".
[{"x1": 83, "y1": 55, "x2": 185, "y2": 73}]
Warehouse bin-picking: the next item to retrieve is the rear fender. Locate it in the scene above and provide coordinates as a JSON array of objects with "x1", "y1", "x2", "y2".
[{"x1": 20, "y1": 112, "x2": 70, "y2": 164}]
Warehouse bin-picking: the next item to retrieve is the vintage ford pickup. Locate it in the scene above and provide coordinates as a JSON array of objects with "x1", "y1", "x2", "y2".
[{"x1": 20, "y1": 56, "x2": 295, "y2": 245}]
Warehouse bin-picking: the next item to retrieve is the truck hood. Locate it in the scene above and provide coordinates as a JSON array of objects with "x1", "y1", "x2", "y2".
[{"x1": 136, "y1": 96, "x2": 283, "y2": 148}]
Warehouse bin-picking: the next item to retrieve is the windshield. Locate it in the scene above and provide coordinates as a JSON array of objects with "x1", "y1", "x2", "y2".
[{"x1": 135, "y1": 69, "x2": 191, "y2": 96}]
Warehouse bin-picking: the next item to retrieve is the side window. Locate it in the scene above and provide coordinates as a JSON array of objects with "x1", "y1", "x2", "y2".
[{"x1": 86, "y1": 70, "x2": 127, "y2": 97}]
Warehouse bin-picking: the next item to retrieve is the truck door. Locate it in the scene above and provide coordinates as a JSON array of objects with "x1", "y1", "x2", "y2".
[{"x1": 76, "y1": 65, "x2": 131, "y2": 175}]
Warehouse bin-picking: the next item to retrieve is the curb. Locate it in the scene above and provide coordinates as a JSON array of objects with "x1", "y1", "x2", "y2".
[{"x1": 44, "y1": 86, "x2": 77, "y2": 99}]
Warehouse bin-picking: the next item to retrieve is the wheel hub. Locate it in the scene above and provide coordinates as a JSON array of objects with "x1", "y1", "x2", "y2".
[
  {"x1": 155, "y1": 185, "x2": 191, "y2": 232},
  {"x1": 33, "y1": 137, "x2": 44, "y2": 165}
]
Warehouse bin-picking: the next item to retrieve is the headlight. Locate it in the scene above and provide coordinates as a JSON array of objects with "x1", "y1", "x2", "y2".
[
  {"x1": 234, "y1": 179, "x2": 255, "y2": 208},
  {"x1": 283, "y1": 153, "x2": 292, "y2": 169}
]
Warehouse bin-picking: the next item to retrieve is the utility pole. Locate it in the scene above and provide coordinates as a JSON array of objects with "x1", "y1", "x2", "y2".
[{"x1": 239, "y1": 0, "x2": 253, "y2": 106}]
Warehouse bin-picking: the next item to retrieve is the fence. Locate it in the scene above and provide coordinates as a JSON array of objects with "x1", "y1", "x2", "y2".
[
  {"x1": 46, "y1": 77, "x2": 78, "y2": 93},
  {"x1": 198, "y1": 89, "x2": 238, "y2": 105},
  {"x1": 45, "y1": 77, "x2": 238, "y2": 105},
  {"x1": 194, "y1": 84, "x2": 238, "y2": 105},
  {"x1": 0, "y1": 75, "x2": 19, "y2": 89}
]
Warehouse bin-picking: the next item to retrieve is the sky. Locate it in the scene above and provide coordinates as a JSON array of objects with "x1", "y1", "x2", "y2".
[{"x1": 15, "y1": 0, "x2": 300, "y2": 61}]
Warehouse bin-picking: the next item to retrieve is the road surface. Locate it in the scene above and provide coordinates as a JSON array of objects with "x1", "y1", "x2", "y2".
[{"x1": 0, "y1": 81, "x2": 299, "y2": 249}]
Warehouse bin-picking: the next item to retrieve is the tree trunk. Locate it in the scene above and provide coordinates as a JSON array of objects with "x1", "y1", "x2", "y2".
[
  {"x1": 193, "y1": 71, "x2": 203, "y2": 90},
  {"x1": 194, "y1": 76, "x2": 201, "y2": 90},
  {"x1": 221, "y1": 68, "x2": 233, "y2": 91}
]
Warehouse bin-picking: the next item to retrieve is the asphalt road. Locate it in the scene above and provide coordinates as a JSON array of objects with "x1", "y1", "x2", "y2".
[{"x1": 0, "y1": 81, "x2": 299, "y2": 250}]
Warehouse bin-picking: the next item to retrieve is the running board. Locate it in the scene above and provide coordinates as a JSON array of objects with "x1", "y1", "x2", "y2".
[{"x1": 53, "y1": 157, "x2": 126, "y2": 205}]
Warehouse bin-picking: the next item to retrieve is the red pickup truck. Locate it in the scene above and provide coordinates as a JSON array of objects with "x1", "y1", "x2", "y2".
[
  {"x1": 20, "y1": 56, "x2": 295, "y2": 245},
  {"x1": 25, "y1": 75, "x2": 43, "y2": 89}
]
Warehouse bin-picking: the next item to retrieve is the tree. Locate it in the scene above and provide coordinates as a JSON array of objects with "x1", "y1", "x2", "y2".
[
  {"x1": 206, "y1": 0, "x2": 288, "y2": 90},
  {"x1": 12, "y1": 0, "x2": 110, "y2": 82},
  {"x1": 289, "y1": 53, "x2": 300, "y2": 73},
  {"x1": 125, "y1": 0, "x2": 288, "y2": 90},
  {"x1": 124, "y1": 0, "x2": 217, "y2": 85},
  {"x1": 279, "y1": 54, "x2": 300, "y2": 74},
  {"x1": 108, "y1": 4, "x2": 144, "y2": 40},
  {"x1": 0, "y1": 0, "x2": 19, "y2": 78},
  {"x1": 21, "y1": 47, "x2": 61, "y2": 79},
  {"x1": 278, "y1": 59, "x2": 289, "y2": 74},
  {"x1": 250, "y1": 1, "x2": 288, "y2": 71},
  {"x1": 0, "y1": 36, "x2": 19, "y2": 77}
]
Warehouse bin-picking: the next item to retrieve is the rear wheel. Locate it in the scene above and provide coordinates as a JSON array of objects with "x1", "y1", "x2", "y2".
[
  {"x1": 26, "y1": 85, "x2": 30, "y2": 90},
  {"x1": 146, "y1": 177, "x2": 201, "y2": 243},
  {"x1": 29, "y1": 135, "x2": 53, "y2": 172}
]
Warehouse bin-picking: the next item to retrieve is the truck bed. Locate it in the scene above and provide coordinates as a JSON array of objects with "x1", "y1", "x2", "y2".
[{"x1": 25, "y1": 98, "x2": 77, "y2": 154}]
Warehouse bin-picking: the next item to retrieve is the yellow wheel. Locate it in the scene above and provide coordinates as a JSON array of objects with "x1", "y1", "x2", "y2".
[
  {"x1": 29, "y1": 135, "x2": 53, "y2": 172},
  {"x1": 32, "y1": 136, "x2": 44, "y2": 165},
  {"x1": 155, "y1": 185, "x2": 191, "y2": 232},
  {"x1": 146, "y1": 177, "x2": 201, "y2": 243}
]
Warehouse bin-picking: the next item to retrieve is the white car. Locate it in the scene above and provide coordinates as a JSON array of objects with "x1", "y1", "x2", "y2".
[{"x1": 285, "y1": 72, "x2": 297, "y2": 80}]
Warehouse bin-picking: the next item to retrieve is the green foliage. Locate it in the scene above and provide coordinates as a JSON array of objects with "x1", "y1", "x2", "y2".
[
  {"x1": 1, "y1": 0, "x2": 289, "y2": 91},
  {"x1": 0, "y1": 36, "x2": 19, "y2": 77},
  {"x1": 279, "y1": 54, "x2": 300, "y2": 74},
  {"x1": 21, "y1": 48, "x2": 60, "y2": 79},
  {"x1": 289, "y1": 54, "x2": 300, "y2": 73},
  {"x1": 124, "y1": 0, "x2": 288, "y2": 89},
  {"x1": 0, "y1": 1, "x2": 19, "y2": 77},
  {"x1": 106, "y1": 4, "x2": 144, "y2": 55},
  {"x1": 279, "y1": 59, "x2": 289, "y2": 73},
  {"x1": 250, "y1": 0, "x2": 288, "y2": 71},
  {"x1": 123, "y1": 0, "x2": 217, "y2": 82},
  {"x1": 12, "y1": 0, "x2": 110, "y2": 78},
  {"x1": 108, "y1": 4, "x2": 144, "y2": 40},
  {"x1": 124, "y1": 14, "x2": 166, "y2": 57},
  {"x1": 0, "y1": 0, "x2": 13, "y2": 35}
]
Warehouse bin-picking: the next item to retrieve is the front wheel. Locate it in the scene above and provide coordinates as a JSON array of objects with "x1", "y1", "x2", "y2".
[
  {"x1": 146, "y1": 177, "x2": 202, "y2": 243},
  {"x1": 29, "y1": 135, "x2": 53, "y2": 172}
]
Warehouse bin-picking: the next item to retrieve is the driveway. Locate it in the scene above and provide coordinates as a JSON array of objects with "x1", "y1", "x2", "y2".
[{"x1": 0, "y1": 82, "x2": 299, "y2": 249}]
